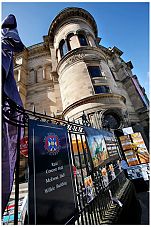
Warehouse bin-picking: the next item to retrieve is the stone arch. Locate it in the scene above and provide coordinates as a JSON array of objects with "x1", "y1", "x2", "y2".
[
  {"x1": 28, "y1": 69, "x2": 35, "y2": 85},
  {"x1": 45, "y1": 64, "x2": 52, "y2": 80},
  {"x1": 101, "y1": 108, "x2": 123, "y2": 130}
]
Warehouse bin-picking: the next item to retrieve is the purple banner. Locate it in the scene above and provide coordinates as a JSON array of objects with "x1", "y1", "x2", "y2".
[
  {"x1": 132, "y1": 77, "x2": 149, "y2": 108},
  {"x1": 2, "y1": 14, "x2": 24, "y2": 215}
]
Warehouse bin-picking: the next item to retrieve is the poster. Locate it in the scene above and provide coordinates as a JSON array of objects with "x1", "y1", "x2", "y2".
[
  {"x1": 28, "y1": 119, "x2": 76, "y2": 225},
  {"x1": 122, "y1": 127, "x2": 134, "y2": 135},
  {"x1": 109, "y1": 164, "x2": 116, "y2": 180},
  {"x1": 120, "y1": 132, "x2": 149, "y2": 166},
  {"x1": 119, "y1": 135, "x2": 132, "y2": 151},
  {"x1": 127, "y1": 163, "x2": 149, "y2": 181},
  {"x1": 104, "y1": 136, "x2": 119, "y2": 157},
  {"x1": 131, "y1": 133, "x2": 149, "y2": 164},
  {"x1": 101, "y1": 167, "x2": 109, "y2": 187},
  {"x1": 84, "y1": 176, "x2": 95, "y2": 203},
  {"x1": 84, "y1": 127, "x2": 109, "y2": 168},
  {"x1": 20, "y1": 136, "x2": 28, "y2": 157},
  {"x1": 117, "y1": 160, "x2": 122, "y2": 172}
]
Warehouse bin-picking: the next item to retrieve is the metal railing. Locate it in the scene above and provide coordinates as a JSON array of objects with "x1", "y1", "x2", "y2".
[{"x1": 2, "y1": 94, "x2": 127, "y2": 225}]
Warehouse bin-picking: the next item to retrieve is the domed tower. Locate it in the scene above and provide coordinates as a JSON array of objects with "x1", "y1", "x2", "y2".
[{"x1": 48, "y1": 7, "x2": 132, "y2": 130}]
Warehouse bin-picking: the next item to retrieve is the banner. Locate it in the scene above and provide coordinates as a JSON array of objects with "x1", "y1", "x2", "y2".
[
  {"x1": 2, "y1": 14, "x2": 24, "y2": 215},
  {"x1": 28, "y1": 119, "x2": 76, "y2": 224},
  {"x1": 132, "y1": 77, "x2": 149, "y2": 108}
]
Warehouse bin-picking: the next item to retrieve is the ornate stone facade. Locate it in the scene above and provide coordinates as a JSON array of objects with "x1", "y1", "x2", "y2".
[{"x1": 14, "y1": 7, "x2": 149, "y2": 142}]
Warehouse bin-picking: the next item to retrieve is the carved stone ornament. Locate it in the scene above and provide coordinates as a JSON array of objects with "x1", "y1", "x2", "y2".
[{"x1": 66, "y1": 53, "x2": 85, "y2": 66}]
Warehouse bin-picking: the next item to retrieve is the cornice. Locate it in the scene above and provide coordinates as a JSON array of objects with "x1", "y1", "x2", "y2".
[
  {"x1": 28, "y1": 43, "x2": 49, "y2": 56},
  {"x1": 62, "y1": 93, "x2": 126, "y2": 116},
  {"x1": 48, "y1": 7, "x2": 98, "y2": 43}
]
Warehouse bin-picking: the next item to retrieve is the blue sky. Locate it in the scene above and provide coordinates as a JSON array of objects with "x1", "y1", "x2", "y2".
[{"x1": 2, "y1": 2, "x2": 149, "y2": 98}]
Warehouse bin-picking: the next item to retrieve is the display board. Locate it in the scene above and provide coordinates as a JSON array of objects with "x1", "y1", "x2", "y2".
[
  {"x1": 28, "y1": 119, "x2": 76, "y2": 225},
  {"x1": 84, "y1": 127, "x2": 119, "y2": 168},
  {"x1": 104, "y1": 136, "x2": 119, "y2": 157},
  {"x1": 131, "y1": 133, "x2": 149, "y2": 164},
  {"x1": 119, "y1": 132, "x2": 149, "y2": 166}
]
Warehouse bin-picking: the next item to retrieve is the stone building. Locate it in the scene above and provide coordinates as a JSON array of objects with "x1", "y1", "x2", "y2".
[{"x1": 14, "y1": 7, "x2": 149, "y2": 143}]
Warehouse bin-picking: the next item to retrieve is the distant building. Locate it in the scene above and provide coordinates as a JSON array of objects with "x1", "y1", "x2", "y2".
[{"x1": 14, "y1": 7, "x2": 149, "y2": 144}]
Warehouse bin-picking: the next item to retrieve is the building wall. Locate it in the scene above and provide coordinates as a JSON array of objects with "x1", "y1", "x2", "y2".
[{"x1": 14, "y1": 7, "x2": 149, "y2": 132}]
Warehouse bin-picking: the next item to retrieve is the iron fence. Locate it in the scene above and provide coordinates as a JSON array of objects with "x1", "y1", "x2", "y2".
[{"x1": 2, "y1": 94, "x2": 127, "y2": 225}]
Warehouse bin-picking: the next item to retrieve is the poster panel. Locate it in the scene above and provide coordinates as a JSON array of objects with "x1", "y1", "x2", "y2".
[
  {"x1": 101, "y1": 167, "x2": 109, "y2": 187},
  {"x1": 119, "y1": 135, "x2": 139, "y2": 166},
  {"x1": 84, "y1": 175, "x2": 95, "y2": 203},
  {"x1": 28, "y1": 119, "x2": 76, "y2": 224},
  {"x1": 131, "y1": 133, "x2": 149, "y2": 164},
  {"x1": 119, "y1": 135, "x2": 132, "y2": 151},
  {"x1": 103, "y1": 135, "x2": 119, "y2": 157},
  {"x1": 20, "y1": 136, "x2": 28, "y2": 157},
  {"x1": 84, "y1": 127, "x2": 109, "y2": 168},
  {"x1": 109, "y1": 164, "x2": 116, "y2": 180},
  {"x1": 122, "y1": 127, "x2": 134, "y2": 135}
]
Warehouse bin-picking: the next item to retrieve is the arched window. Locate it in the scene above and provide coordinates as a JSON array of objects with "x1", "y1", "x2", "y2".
[
  {"x1": 45, "y1": 65, "x2": 52, "y2": 80},
  {"x1": 78, "y1": 34, "x2": 88, "y2": 46},
  {"x1": 59, "y1": 39, "x2": 68, "y2": 58},
  {"x1": 28, "y1": 69, "x2": 35, "y2": 85},
  {"x1": 102, "y1": 111, "x2": 122, "y2": 130},
  {"x1": 37, "y1": 67, "x2": 43, "y2": 83}
]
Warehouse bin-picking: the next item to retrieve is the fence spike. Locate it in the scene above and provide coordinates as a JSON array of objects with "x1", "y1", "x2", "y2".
[
  {"x1": 33, "y1": 105, "x2": 35, "y2": 113},
  {"x1": 43, "y1": 109, "x2": 47, "y2": 115}
]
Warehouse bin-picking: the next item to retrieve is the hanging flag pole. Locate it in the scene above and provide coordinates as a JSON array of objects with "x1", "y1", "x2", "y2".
[{"x1": 14, "y1": 125, "x2": 21, "y2": 225}]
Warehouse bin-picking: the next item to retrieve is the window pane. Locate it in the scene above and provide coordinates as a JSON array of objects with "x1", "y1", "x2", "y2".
[
  {"x1": 94, "y1": 85, "x2": 110, "y2": 94},
  {"x1": 59, "y1": 40, "x2": 68, "y2": 58},
  {"x1": 88, "y1": 66, "x2": 102, "y2": 77},
  {"x1": 78, "y1": 34, "x2": 88, "y2": 46}
]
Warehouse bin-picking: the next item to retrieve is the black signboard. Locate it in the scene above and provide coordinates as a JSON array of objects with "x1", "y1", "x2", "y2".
[{"x1": 28, "y1": 119, "x2": 76, "y2": 224}]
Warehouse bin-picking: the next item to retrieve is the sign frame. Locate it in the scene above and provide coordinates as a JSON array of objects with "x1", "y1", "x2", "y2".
[{"x1": 28, "y1": 119, "x2": 76, "y2": 225}]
